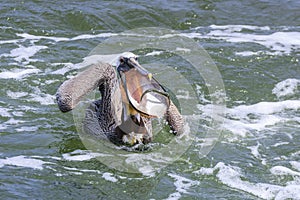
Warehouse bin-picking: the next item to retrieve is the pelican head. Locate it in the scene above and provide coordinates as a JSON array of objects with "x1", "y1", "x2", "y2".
[
  {"x1": 115, "y1": 52, "x2": 170, "y2": 145},
  {"x1": 115, "y1": 52, "x2": 151, "y2": 80}
]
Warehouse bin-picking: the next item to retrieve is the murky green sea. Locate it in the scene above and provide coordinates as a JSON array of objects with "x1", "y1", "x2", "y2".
[{"x1": 1, "y1": 1, "x2": 300, "y2": 199}]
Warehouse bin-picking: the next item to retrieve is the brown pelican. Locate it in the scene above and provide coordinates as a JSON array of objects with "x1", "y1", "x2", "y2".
[{"x1": 56, "y1": 52, "x2": 184, "y2": 146}]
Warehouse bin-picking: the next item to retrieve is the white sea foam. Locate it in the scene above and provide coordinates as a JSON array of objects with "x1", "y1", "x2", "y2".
[
  {"x1": 175, "y1": 47, "x2": 191, "y2": 53},
  {"x1": 207, "y1": 79, "x2": 300, "y2": 138},
  {"x1": 17, "y1": 33, "x2": 69, "y2": 42},
  {"x1": 60, "y1": 167, "x2": 83, "y2": 175},
  {"x1": 235, "y1": 51, "x2": 261, "y2": 56},
  {"x1": 58, "y1": 167, "x2": 97, "y2": 176},
  {"x1": 52, "y1": 52, "x2": 139, "y2": 76},
  {"x1": 0, "y1": 39, "x2": 20, "y2": 44},
  {"x1": 290, "y1": 161, "x2": 300, "y2": 171},
  {"x1": 6, "y1": 90, "x2": 28, "y2": 99},
  {"x1": 51, "y1": 62, "x2": 75, "y2": 75},
  {"x1": 56, "y1": 161, "x2": 119, "y2": 182},
  {"x1": 1, "y1": 45, "x2": 48, "y2": 63},
  {"x1": 194, "y1": 162, "x2": 283, "y2": 199},
  {"x1": 166, "y1": 173, "x2": 200, "y2": 200},
  {"x1": 51, "y1": 54, "x2": 123, "y2": 75},
  {"x1": 0, "y1": 32, "x2": 116, "y2": 70},
  {"x1": 0, "y1": 124, "x2": 7, "y2": 131},
  {"x1": 45, "y1": 79, "x2": 59, "y2": 84},
  {"x1": 176, "y1": 90, "x2": 195, "y2": 100},
  {"x1": 16, "y1": 126, "x2": 38, "y2": 132},
  {"x1": 208, "y1": 31, "x2": 299, "y2": 54},
  {"x1": 29, "y1": 93, "x2": 55, "y2": 105},
  {"x1": 22, "y1": 86, "x2": 55, "y2": 105},
  {"x1": 122, "y1": 152, "x2": 174, "y2": 177},
  {"x1": 0, "y1": 107, "x2": 11, "y2": 117},
  {"x1": 62, "y1": 153, "x2": 97, "y2": 161},
  {"x1": 5, "y1": 118, "x2": 24, "y2": 125},
  {"x1": 247, "y1": 143, "x2": 261, "y2": 159},
  {"x1": 0, "y1": 68, "x2": 41, "y2": 79},
  {"x1": 230, "y1": 100, "x2": 300, "y2": 116},
  {"x1": 272, "y1": 142, "x2": 290, "y2": 147},
  {"x1": 63, "y1": 166, "x2": 100, "y2": 174},
  {"x1": 200, "y1": 99, "x2": 300, "y2": 138},
  {"x1": 11, "y1": 111, "x2": 24, "y2": 117},
  {"x1": 192, "y1": 25, "x2": 300, "y2": 55},
  {"x1": 62, "y1": 149, "x2": 108, "y2": 161},
  {"x1": 270, "y1": 166, "x2": 300, "y2": 177},
  {"x1": 17, "y1": 32, "x2": 116, "y2": 43},
  {"x1": 275, "y1": 185, "x2": 300, "y2": 200},
  {"x1": 179, "y1": 32, "x2": 203, "y2": 39},
  {"x1": 235, "y1": 51, "x2": 278, "y2": 56},
  {"x1": 209, "y1": 24, "x2": 271, "y2": 31},
  {"x1": 0, "y1": 155, "x2": 49, "y2": 170},
  {"x1": 194, "y1": 162, "x2": 300, "y2": 199},
  {"x1": 102, "y1": 172, "x2": 118, "y2": 182},
  {"x1": 70, "y1": 33, "x2": 117, "y2": 40},
  {"x1": 145, "y1": 51, "x2": 164, "y2": 56},
  {"x1": 272, "y1": 79, "x2": 300, "y2": 99},
  {"x1": 17, "y1": 105, "x2": 38, "y2": 113},
  {"x1": 247, "y1": 142, "x2": 266, "y2": 165},
  {"x1": 269, "y1": 165, "x2": 300, "y2": 200}
]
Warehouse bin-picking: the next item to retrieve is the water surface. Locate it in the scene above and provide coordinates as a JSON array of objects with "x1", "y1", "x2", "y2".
[{"x1": 0, "y1": 1, "x2": 300, "y2": 199}]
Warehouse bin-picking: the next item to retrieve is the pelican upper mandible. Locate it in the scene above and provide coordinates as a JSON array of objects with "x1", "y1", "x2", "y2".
[{"x1": 56, "y1": 52, "x2": 184, "y2": 146}]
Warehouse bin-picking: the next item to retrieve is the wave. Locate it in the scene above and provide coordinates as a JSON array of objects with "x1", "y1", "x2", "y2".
[
  {"x1": 1, "y1": 45, "x2": 48, "y2": 64},
  {"x1": 272, "y1": 78, "x2": 300, "y2": 99},
  {"x1": 1, "y1": 24, "x2": 298, "y2": 67},
  {"x1": 194, "y1": 162, "x2": 300, "y2": 200},
  {"x1": 192, "y1": 25, "x2": 300, "y2": 55},
  {"x1": 166, "y1": 173, "x2": 200, "y2": 200},
  {"x1": 0, "y1": 155, "x2": 50, "y2": 170},
  {"x1": 198, "y1": 78, "x2": 300, "y2": 138},
  {"x1": 0, "y1": 68, "x2": 41, "y2": 79}
]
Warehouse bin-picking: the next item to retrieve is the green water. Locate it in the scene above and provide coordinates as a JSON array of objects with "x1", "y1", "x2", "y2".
[{"x1": 1, "y1": 1, "x2": 300, "y2": 199}]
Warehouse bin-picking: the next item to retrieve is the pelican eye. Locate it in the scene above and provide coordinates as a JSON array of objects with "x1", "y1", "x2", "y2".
[{"x1": 119, "y1": 57, "x2": 125, "y2": 64}]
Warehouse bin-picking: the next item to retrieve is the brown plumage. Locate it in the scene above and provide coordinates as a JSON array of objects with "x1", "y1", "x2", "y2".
[{"x1": 56, "y1": 58, "x2": 184, "y2": 146}]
